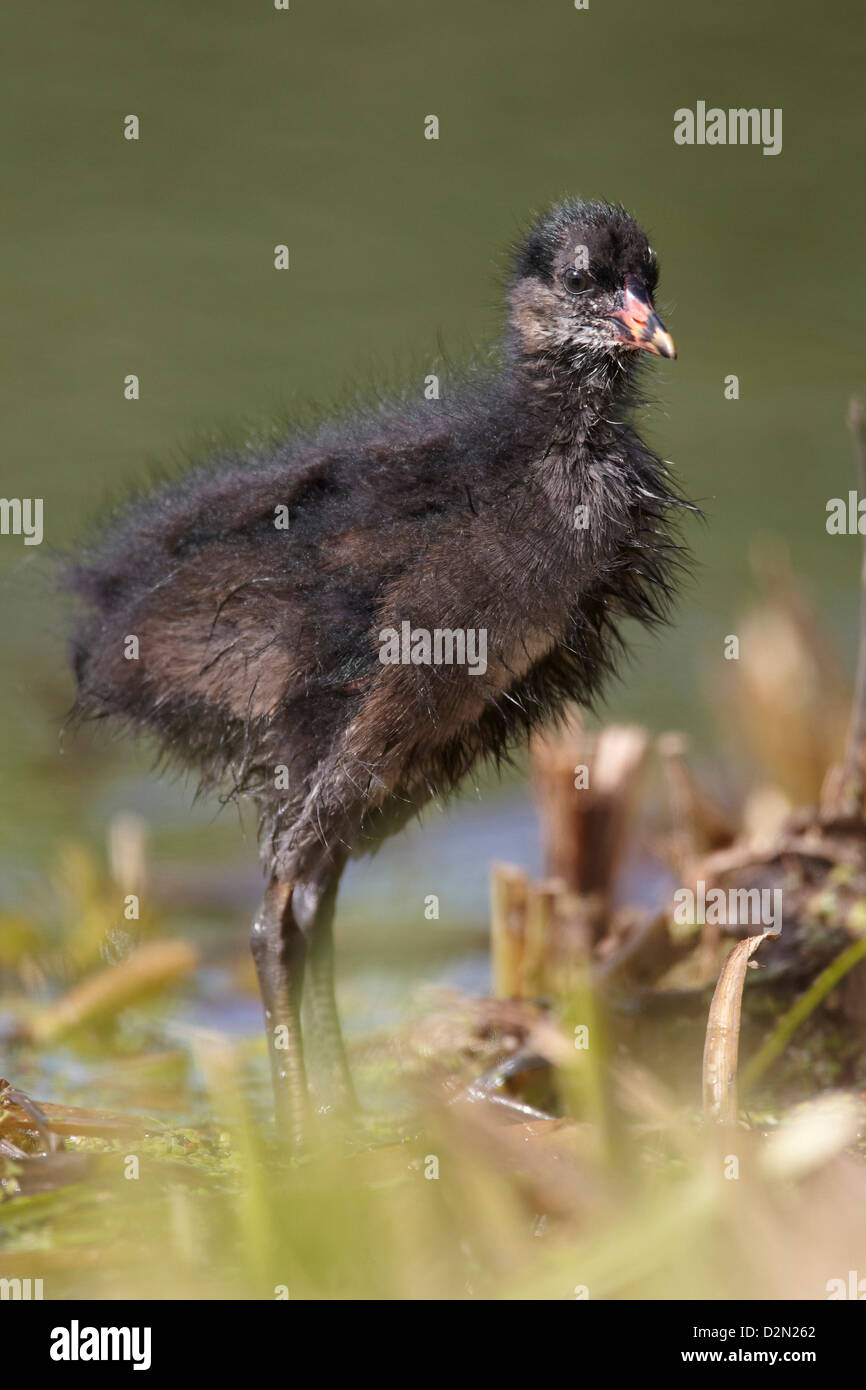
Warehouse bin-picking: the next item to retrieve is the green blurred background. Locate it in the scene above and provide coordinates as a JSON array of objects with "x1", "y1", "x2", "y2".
[{"x1": 1, "y1": 0, "x2": 864, "y2": 959}]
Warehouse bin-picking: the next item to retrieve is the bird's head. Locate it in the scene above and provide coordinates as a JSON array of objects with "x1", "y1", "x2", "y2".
[{"x1": 507, "y1": 200, "x2": 675, "y2": 383}]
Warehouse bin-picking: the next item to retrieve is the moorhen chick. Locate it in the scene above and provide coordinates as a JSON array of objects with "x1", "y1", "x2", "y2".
[{"x1": 68, "y1": 199, "x2": 686, "y2": 1144}]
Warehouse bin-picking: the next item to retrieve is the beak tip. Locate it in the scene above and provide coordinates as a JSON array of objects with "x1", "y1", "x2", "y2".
[
  {"x1": 612, "y1": 289, "x2": 676, "y2": 361},
  {"x1": 648, "y1": 325, "x2": 677, "y2": 360}
]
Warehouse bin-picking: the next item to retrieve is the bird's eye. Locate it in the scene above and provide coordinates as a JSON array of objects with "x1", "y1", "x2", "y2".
[{"x1": 562, "y1": 268, "x2": 590, "y2": 294}]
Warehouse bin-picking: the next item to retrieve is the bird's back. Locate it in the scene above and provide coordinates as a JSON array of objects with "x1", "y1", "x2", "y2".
[{"x1": 67, "y1": 379, "x2": 531, "y2": 783}]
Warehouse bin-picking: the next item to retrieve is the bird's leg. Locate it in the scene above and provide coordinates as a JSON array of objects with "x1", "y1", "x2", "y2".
[
  {"x1": 249, "y1": 876, "x2": 309, "y2": 1146},
  {"x1": 292, "y1": 855, "x2": 357, "y2": 1114}
]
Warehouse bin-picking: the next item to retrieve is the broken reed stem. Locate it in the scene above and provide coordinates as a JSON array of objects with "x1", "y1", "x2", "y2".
[
  {"x1": 531, "y1": 722, "x2": 649, "y2": 939},
  {"x1": 490, "y1": 863, "x2": 529, "y2": 999},
  {"x1": 842, "y1": 398, "x2": 866, "y2": 803},
  {"x1": 489, "y1": 866, "x2": 592, "y2": 1000},
  {"x1": 522, "y1": 880, "x2": 563, "y2": 998},
  {"x1": 702, "y1": 929, "x2": 779, "y2": 1124},
  {"x1": 740, "y1": 932, "x2": 866, "y2": 1095}
]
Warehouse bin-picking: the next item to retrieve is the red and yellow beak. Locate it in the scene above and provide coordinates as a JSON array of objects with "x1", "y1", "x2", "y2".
[{"x1": 610, "y1": 276, "x2": 676, "y2": 359}]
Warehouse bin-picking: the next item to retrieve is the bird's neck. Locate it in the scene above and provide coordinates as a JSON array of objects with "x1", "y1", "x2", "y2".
[{"x1": 504, "y1": 345, "x2": 634, "y2": 458}]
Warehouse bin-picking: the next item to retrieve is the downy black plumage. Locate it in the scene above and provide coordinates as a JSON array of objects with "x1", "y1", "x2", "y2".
[{"x1": 68, "y1": 199, "x2": 690, "y2": 1141}]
